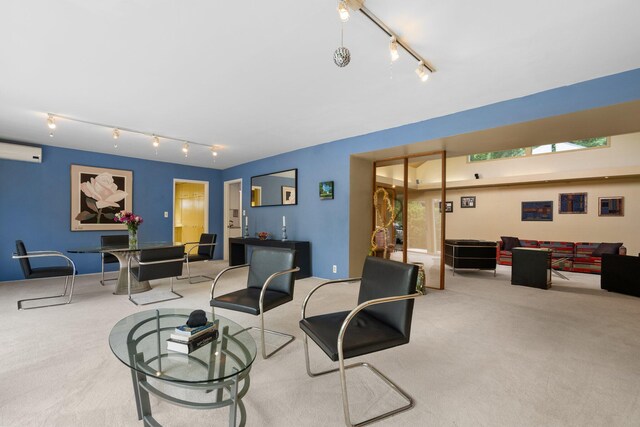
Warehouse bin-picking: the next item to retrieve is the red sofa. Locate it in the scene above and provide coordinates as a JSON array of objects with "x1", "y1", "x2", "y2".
[{"x1": 497, "y1": 239, "x2": 620, "y2": 274}]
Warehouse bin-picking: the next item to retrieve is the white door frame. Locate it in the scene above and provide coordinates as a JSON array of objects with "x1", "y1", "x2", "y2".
[
  {"x1": 172, "y1": 178, "x2": 209, "y2": 245},
  {"x1": 223, "y1": 178, "x2": 243, "y2": 261}
]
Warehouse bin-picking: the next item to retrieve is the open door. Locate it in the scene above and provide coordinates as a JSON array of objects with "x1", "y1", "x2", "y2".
[
  {"x1": 223, "y1": 179, "x2": 243, "y2": 261},
  {"x1": 173, "y1": 180, "x2": 208, "y2": 245}
]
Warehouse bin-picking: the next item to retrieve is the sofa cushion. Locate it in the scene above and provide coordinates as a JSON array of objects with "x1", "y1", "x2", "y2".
[
  {"x1": 592, "y1": 242, "x2": 623, "y2": 256},
  {"x1": 501, "y1": 236, "x2": 521, "y2": 252}
]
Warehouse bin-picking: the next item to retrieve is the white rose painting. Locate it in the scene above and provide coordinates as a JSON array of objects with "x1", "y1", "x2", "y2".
[{"x1": 71, "y1": 165, "x2": 133, "y2": 231}]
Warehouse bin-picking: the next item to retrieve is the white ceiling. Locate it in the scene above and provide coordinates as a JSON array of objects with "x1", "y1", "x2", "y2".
[{"x1": 1, "y1": 0, "x2": 639, "y2": 169}]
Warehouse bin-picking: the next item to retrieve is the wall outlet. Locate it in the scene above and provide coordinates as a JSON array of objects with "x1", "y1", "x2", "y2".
[
  {"x1": 332, "y1": 265, "x2": 337, "y2": 274},
  {"x1": 164, "y1": 211, "x2": 168, "y2": 218}
]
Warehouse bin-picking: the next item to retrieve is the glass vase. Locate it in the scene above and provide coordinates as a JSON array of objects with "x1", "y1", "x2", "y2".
[{"x1": 128, "y1": 228, "x2": 138, "y2": 249}]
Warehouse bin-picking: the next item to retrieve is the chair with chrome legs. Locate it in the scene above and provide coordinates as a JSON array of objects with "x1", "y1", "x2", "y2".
[
  {"x1": 100, "y1": 234, "x2": 128, "y2": 285},
  {"x1": 127, "y1": 245, "x2": 185, "y2": 306},
  {"x1": 12, "y1": 240, "x2": 77, "y2": 310},
  {"x1": 179, "y1": 233, "x2": 217, "y2": 284},
  {"x1": 299, "y1": 256, "x2": 421, "y2": 427},
  {"x1": 210, "y1": 247, "x2": 299, "y2": 359}
]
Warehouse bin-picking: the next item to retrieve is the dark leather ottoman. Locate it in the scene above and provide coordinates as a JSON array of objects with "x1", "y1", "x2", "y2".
[
  {"x1": 444, "y1": 239, "x2": 497, "y2": 276},
  {"x1": 601, "y1": 254, "x2": 640, "y2": 297}
]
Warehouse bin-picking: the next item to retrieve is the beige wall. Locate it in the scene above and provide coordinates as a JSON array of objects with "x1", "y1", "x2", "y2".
[{"x1": 441, "y1": 177, "x2": 639, "y2": 255}]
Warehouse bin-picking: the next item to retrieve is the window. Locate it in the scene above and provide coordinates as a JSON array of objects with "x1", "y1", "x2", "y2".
[
  {"x1": 468, "y1": 148, "x2": 526, "y2": 162},
  {"x1": 469, "y1": 137, "x2": 608, "y2": 162},
  {"x1": 532, "y1": 137, "x2": 608, "y2": 155}
]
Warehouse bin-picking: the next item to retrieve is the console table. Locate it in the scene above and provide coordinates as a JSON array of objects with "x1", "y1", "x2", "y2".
[
  {"x1": 512, "y1": 247, "x2": 552, "y2": 289},
  {"x1": 229, "y1": 238, "x2": 311, "y2": 279},
  {"x1": 444, "y1": 239, "x2": 497, "y2": 276}
]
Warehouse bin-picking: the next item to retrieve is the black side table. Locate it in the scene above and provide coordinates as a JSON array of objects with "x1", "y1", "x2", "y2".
[{"x1": 511, "y1": 247, "x2": 552, "y2": 289}]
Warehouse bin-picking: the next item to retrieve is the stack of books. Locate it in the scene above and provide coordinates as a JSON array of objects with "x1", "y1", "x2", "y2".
[{"x1": 166, "y1": 321, "x2": 219, "y2": 354}]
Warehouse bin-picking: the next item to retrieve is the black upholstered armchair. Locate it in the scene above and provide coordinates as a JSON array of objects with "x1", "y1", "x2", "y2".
[
  {"x1": 100, "y1": 234, "x2": 128, "y2": 285},
  {"x1": 299, "y1": 256, "x2": 420, "y2": 426},
  {"x1": 127, "y1": 245, "x2": 185, "y2": 305},
  {"x1": 12, "y1": 240, "x2": 77, "y2": 310},
  {"x1": 210, "y1": 247, "x2": 299, "y2": 359},
  {"x1": 179, "y1": 233, "x2": 217, "y2": 283}
]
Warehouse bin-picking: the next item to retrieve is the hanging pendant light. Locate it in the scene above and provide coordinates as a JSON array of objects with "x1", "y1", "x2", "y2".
[{"x1": 337, "y1": 1, "x2": 350, "y2": 22}]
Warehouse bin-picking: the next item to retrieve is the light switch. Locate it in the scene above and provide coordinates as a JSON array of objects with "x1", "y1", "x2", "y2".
[{"x1": 164, "y1": 211, "x2": 168, "y2": 218}]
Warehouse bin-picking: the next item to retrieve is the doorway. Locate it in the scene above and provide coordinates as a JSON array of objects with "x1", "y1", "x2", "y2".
[
  {"x1": 223, "y1": 179, "x2": 243, "y2": 260},
  {"x1": 173, "y1": 179, "x2": 209, "y2": 245}
]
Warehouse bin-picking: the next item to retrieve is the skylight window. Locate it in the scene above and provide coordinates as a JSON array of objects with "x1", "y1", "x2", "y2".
[{"x1": 469, "y1": 137, "x2": 608, "y2": 162}]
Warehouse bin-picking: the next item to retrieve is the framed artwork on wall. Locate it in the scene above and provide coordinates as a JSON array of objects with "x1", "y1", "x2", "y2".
[
  {"x1": 521, "y1": 201, "x2": 553, "y2": 221},
  {"x1": 70, "y1": 164, "x2": 132, "y2": 231},
  {"x1": 559, "y1": 192, "x2": 587, "y2": 214},
  {"x1": 281, "y1": 186, "x2": 296, "y2": 205},
  {"x1": 439, "y1": 201, "x2": 454, "y2": 213},
  {"x1": 598, "y1": 196, "x2": 624, "y2": 216},
  {"x1": 461, "y1": 196, "x2": 476, "y2": 208},
  {"x1": 319, "y1": 181, "x2": 334, "y2": 200}
]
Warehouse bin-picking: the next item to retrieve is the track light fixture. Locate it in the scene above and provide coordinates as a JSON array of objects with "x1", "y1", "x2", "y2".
[
  {"x1": 211, "y1": 146, "x2": 218, "y2": 157},
  {"x1": 389, "y1": 36, "x2": 399, "y2": 62},
  {"x1": 415, "y1": 61, "x2": 429, "y2": 82},
  {"x1": 45, "y1": 113, "x2": 223, "y2": 161},
  {"x1": 47, "y1": 114, "x2": 56, "y2": 129},
  {"x1": 337, "y1": 1, "x2": 350, "y2": 22},
  {"x1": 333, "y1": 1, "x2": 436, "y2": 81}
]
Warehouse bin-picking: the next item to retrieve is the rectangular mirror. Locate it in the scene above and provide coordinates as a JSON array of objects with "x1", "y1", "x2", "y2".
[{"x1": 251, "y1": 168, "x2": 298, "y2": 207}]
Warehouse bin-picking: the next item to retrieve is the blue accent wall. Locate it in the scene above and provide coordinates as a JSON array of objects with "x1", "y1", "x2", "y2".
[
  {"x1": 2, "y1": 69, "x2": 640, "y2": 282},
  {"x1": 0, "y1": 146, "x2": 222, "y2": 281},
  {"x1": 222, "y1": 68, "x2": 640, "y2": 278}
]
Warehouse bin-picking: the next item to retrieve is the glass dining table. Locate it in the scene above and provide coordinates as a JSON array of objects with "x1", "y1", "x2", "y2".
[{"x1": 68, "y1": 242, "x2": 179, "y2": 295}]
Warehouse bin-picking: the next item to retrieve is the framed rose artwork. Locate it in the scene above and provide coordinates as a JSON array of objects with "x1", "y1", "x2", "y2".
[{"x1": 70, "y1": 164, "x2": 133, "y2": 231}]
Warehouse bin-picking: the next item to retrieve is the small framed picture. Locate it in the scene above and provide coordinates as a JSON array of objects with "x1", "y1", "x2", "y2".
[
  {"x1": 319, "y1": 181, "x2": 334, "y2": 200},
  {"x1": 439, "y1": 201, "x2": 453, "y2": 213},
  {"x1": 281, "y1": 186, "x2": 296, "y2": 205},
  {"x1": 461, "y1": 196, "x2": 476, "y2": 208},
  {"x1": 598, "y1": 196, "x2": 624, "y2": 216},
  {"x1": 559, "y1": 192, "x2": 587, "y2": 214}
]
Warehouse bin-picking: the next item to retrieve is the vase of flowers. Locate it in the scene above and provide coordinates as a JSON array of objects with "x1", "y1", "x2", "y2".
[{"x1": 115, "y1": 211, "x2": 143, "y2": 248}]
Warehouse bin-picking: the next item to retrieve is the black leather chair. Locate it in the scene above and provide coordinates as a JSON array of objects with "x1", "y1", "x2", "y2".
[
  {"x1": 179, "y1": 233, "x2": 217, "y2": 284},
  {"x1": 210, "y1": 247, "x2": 299, "y2": 359},
  {"x1": 300, "y1": 256, "x2": 420, "y2": 426},
  {"x1": 12, "y1": 240, "x2": 77, "y2": 310},
  {"x1": 127, "y1": 245, "x2": 185, "y2": 305},
  {"x1": 100, "y1": 234, "x2": 128, "y2": 285}
]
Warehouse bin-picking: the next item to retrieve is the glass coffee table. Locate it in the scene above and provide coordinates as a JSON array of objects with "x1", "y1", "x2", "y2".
[{"x1": 109, "y1": 309, "x2": 257, "y2": 426}]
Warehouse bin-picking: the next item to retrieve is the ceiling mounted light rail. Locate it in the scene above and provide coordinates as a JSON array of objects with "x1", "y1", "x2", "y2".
[
  {"x1": 44, "y1": 113, "x2": 223, "y2": 160},
  {"x1": 335, "y1": 0, "x2": 436, "y2": 81}
]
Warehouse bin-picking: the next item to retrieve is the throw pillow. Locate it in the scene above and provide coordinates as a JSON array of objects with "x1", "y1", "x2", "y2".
[
  {"x1": 501, "y1": 236, "x2": 521, "y2": 252},
  {"x1": 592, "y1": 242, "x2": 623, "y2": 256}
]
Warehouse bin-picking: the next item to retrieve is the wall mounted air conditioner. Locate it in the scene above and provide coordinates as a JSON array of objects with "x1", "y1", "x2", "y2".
[{"x1": 0, "y1": 142, "x2": 42, "y2": 163}]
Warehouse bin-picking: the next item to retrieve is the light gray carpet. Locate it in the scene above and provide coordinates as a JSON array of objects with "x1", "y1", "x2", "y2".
[{"x1": 1, "y1": 262, "x2": 639, "y2": 426}]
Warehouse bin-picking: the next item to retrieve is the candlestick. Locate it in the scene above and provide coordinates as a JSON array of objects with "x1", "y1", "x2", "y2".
[
  {"x1": 281, "y1": 225, "x2": 287, "y2": 241},
  {"x1": 243, "y1": 216, "x2": 249, "y2": 239}
]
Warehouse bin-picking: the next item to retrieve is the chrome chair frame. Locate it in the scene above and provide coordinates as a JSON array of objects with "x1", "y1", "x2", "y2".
[
  {"x1": 12, "y1": 251, "x2": 77, "y2": 310},
  {"x1": 301, "y1": 277, "x2": 421, "y2": 427},
  {"x1": 127, "y1": 255, "x2": 184, "y2": 306},
  {"x1": 178, "y1": 241, "x2": 217, "y2": 284},
  {"x1": 211, "y1": 263, "x2": 300, "y2": 359}
]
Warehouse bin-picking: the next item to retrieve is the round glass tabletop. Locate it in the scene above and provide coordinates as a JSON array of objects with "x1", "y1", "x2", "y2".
[{"x1": 109, "y1": 308, "x2": 257, "y2": 384}]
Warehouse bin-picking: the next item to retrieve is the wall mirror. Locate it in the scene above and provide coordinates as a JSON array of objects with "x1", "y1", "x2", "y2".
[{"x1": 251, "y1": 168, "x2": 297, "y2": 207}]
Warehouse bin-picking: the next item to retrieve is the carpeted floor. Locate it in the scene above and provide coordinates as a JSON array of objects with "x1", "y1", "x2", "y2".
[{"x1": 1, "y1": 261, "x2": 639, "y2": 426}]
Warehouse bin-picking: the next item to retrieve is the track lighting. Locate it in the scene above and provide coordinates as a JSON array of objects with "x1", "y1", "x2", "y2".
[
  {"x1": 47, "y1": 114, "x2": 56, "y2": 129},
  {"x1": 389, "y1": 36, "x2": 399, "y2": 62},
  {"x1": 331, "y1": 3, "x2": 436, "y2": 82},
  {"x1": 337, "y1": 1, "x2": 350, "y2": 22},
  {"x1": 44, "y1": 113, "x2": 223, "y2": 160},
  {"x1": 415, "y1": 61, "x2": 429, "y2": 82}
]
